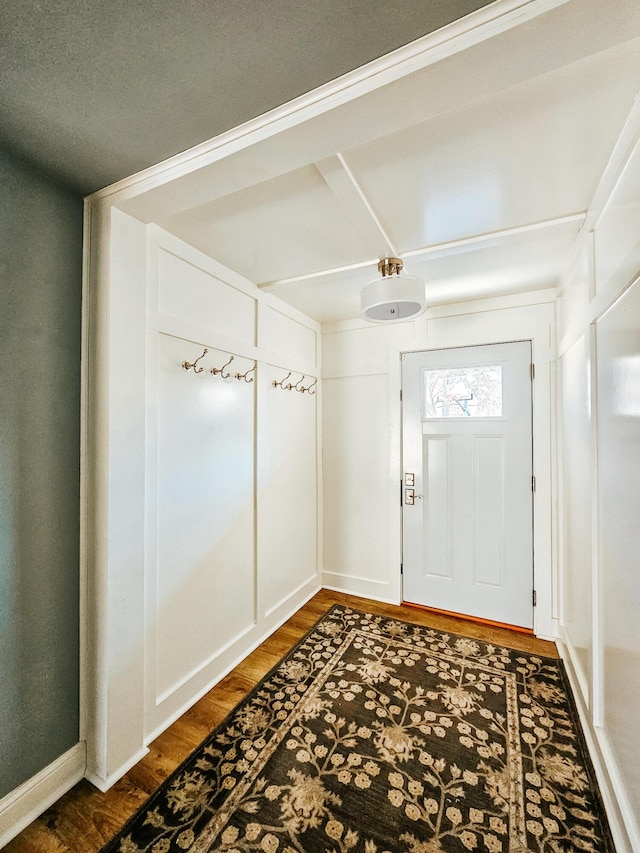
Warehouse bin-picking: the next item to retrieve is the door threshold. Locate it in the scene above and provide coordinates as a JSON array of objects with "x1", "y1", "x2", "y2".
[{"x1": 402, "y1": 601, "x2": 533, "y2": 635}]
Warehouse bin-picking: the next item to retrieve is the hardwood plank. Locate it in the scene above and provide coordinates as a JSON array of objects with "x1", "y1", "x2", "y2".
[
  {"x1": 1, "y1": 820, "x2": 73, "y2": 853},
  {"x1": 4, "y1": 590, "x2": 558, "y2": 852},
  {"x1": 125, "y1": 746, "x2": 177, "y2": 795}
]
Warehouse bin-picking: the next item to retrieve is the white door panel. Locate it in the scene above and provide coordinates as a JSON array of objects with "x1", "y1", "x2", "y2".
[{"x1": 402, "y1": 342, "x2": 533, "y2": 628}]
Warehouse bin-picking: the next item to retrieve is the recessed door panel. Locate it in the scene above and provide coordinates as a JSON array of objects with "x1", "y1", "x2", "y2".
[
  {"x1": 473, "y1": 435, "x2": 505, "y2": 588},
  {"x1": 422, "y1": 435, "x2": 452, "y2": 580}
]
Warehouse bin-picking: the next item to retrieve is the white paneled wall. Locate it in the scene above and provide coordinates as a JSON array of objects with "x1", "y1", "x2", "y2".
[
  {"x1": 85, "y1": 215, "x2": 321, "y2": 788},
  {"x1": 258, "y1": 362, "x2": 318, "y2": 617},
  {"x1": 323, "y1": 373, "x2": 393, "y2": 597},
  {"x1": 556, "y1": 119, "x2": 640, "y2": 852},
  {"x1": 321, "y1": 292, "x2": 556, "y2": 636}
]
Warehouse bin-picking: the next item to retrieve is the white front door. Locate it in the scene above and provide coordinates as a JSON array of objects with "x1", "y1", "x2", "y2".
[{"x1": 402, "y1": 341, "x2": 534, "y2": 628}]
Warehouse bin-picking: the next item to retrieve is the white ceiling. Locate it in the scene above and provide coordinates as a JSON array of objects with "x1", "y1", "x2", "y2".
[{"x1": 119, "y1": 0, "x2": 640, "y2": 324}]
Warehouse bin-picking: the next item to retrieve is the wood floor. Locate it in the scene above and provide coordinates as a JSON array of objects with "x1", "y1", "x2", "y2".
[{"x1": 5, "y1": 590, "x2": 558, "y2": 852}]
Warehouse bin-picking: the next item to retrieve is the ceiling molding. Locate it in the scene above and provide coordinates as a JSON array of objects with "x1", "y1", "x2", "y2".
[
  {"x1": 402, "y1": 213, "x2": 587, "y2": 258},
  {"x1": 258, "y1": 212, "x2": 586, "y2": 290},
  {"x1": 315, "y1": 155, "x2": 397, "y2": 257},
  {"x1": 88, "y1": 0, "x2": 572, "y2": 206}
]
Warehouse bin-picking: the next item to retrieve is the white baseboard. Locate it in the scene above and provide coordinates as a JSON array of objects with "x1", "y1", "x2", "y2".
[
  {"x1": 0, "y1": 742, "x2": 86, "y2": 848},
  {"x1": 557, "y1": 640, "x2": 638, "y2": 853},
  {"x1": 322, "y1": 572, "x2": 399, "y2": 604},
  {"x1": 85, "y1": 746, "x2": 150, "y2": 794}
]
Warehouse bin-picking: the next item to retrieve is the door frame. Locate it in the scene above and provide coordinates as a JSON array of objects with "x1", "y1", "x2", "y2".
[
  {"x1": 400, "y1": 340, "x2": 535, "y2": 628},
  {"x1": 386, "y1": 306, "x2": 556, "y2": 641}
]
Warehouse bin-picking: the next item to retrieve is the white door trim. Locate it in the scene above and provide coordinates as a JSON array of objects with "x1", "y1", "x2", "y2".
[{"x1": 386, "y1": 302, "x2": 556, "y2": 639}]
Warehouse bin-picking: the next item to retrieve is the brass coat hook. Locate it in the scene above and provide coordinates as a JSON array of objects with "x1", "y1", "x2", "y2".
[
  {"x1": 272, "y1": 370, "x2": 292, "y2": 389},
  {"x1": 182, "y1": 348, "x2": 208, "y2": 373},
  {"x1": 305, "y1": 378, "x2": 317, "y2": 395},
  {"x1": 211, "y1": 354, "x2": 234, "y2": 379},
  {"x1": 235, "y1": 363, "x2": 256, "y2": 383},
  {"x1": 294, "y1": 375, "x2": 306, "y2": 392}
]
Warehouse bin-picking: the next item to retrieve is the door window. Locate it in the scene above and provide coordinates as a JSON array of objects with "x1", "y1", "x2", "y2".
[{"x1": 422, "y1": 364, "x2": 503, "y2": 418}]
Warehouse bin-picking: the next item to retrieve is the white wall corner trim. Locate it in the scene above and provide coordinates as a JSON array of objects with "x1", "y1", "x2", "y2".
[
  {"x1": 558, "y1": 640, "x2": 639, "y2": 853},
  {"x1": 0, "y1": 743, "x2": 86, "y2": 848}
]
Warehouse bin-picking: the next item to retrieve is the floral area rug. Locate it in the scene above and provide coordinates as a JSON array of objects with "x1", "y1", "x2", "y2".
[{"x1": 101, "y1": 605, "x2": 613, "y2": 853}]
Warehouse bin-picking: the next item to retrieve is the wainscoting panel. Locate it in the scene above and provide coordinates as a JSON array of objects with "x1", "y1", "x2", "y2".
[
  {"x1": 153, "y1": 333, "x2": 256, "y2": 706},
  {"x1": 157, "y1": 247, "x2": 255, "y2": 344},
  {"x1": 258, "y1": 363, "x2": 318, "y2": 618},
  {"x1": 322, "y1": 373, "x2": 393, "y2": 592},
  {"x1": 141, "y1": 228, "x2": 322, "y2": 744},
  {"x1": 259, "y1": 303, "x2": 318, "y2": 372}
]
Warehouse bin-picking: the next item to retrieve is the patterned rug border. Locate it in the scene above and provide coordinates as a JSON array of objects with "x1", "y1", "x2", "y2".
[
  {"x1": 98, "y1": 605, "x2": 362, "y2": 851},
  {"x1": 553, "y1": 658, "x2": 615, "y2": 851},
  {"x1": 97, "y1": 604, "x2": 615, "y2": 853}
]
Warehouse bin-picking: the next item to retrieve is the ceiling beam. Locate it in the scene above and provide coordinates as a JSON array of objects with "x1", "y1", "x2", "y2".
[{"x1": 257, "y1": 211, "x2": 586, "y2": 289}]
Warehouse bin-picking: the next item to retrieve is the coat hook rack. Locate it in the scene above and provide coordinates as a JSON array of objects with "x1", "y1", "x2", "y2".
[
  {"x1": 284, "y1": 372, "x2": 304, "y2": 391},
  {"x1": 235, "y1": 363, "x2": 256, "y2": 383},
  {"x1": 182, "y1": 348, "x2": 208, "y2": 373},
  {"x1": 272, "y1": 370, "x2": 292, "y2": 390},
  {"x1": 210, "y1": 354, "x2": 234, "y2": 379}
]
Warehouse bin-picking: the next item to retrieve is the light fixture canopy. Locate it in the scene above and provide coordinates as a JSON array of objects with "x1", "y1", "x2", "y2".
[{"x1": 360, "y1": 257, "x2": 426, "y2": 323}]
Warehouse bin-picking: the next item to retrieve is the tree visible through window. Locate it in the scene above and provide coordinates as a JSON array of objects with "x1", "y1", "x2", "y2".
[{"x1": 423, "y1": 364, "x2": 503, "y2": 417}]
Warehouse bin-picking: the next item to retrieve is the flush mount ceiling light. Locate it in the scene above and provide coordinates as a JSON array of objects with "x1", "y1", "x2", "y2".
[{"x1": 360, "y1": 257, "x2": 426, "y2": 323}]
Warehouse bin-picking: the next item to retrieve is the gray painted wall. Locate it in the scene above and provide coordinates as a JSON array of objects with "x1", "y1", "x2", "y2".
[
  {"x1": 1, "y1": 0, "x2": 492, "y2": 193},
  {"x1": 0, "y1": 149, "x2": 82, "y2": 797}
]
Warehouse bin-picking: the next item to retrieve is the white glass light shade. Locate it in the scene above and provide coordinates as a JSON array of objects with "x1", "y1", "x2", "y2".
[{"x1": 360, "y1": 273, "x2": 426, "y2": 323}]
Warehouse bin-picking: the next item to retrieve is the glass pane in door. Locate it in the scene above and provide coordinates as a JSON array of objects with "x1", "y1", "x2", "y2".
[{"x1": 422, "y1": 364, "x2": 503, "y2": 418}]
